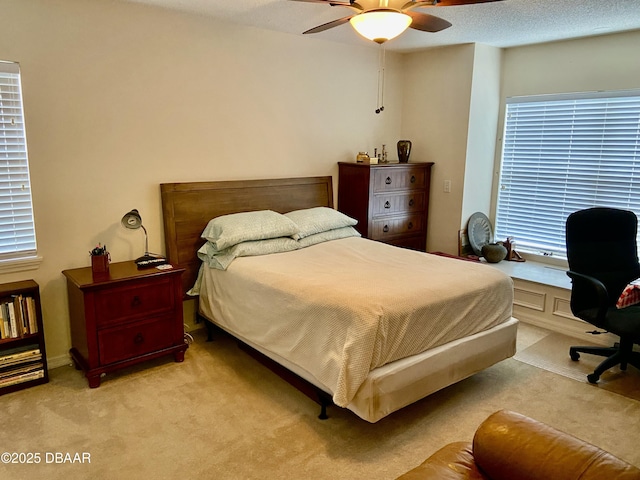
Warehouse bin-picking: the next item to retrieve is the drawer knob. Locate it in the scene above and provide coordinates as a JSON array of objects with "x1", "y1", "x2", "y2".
[
  {"x1": 383, "y1": 225, "x2": 389, "y2": 233},
  {"x1": 384, "y1": 201, "x2": 391, "y2": 209},
  {"x1": 131, "y1": 296, "x2": 141, "y2": 308},
  {"x1": 409, "y1": 198, "x2": 415, "y2": 207},
  {"x1": 385, "y1": 176, "x2": 392, "y2": 185},
  {"x1": 408, "y1": 221, "x2": 414, "y2": 230},
  {"x1": 133, "y1": 333, "x2": 144, "y2": 345},
  {"x1": 410, "y1": 175, "x2": 416, "y2": 184}
]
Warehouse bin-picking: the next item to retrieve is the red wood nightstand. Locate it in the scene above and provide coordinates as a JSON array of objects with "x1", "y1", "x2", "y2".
[{"x1": 62, "y1": 261, "x2": 187, "y2": 388}]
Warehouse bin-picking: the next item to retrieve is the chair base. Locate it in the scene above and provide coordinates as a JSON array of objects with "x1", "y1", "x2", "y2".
[{"x1": 570, "y1": 338, "x2": 640, "y2": 384}]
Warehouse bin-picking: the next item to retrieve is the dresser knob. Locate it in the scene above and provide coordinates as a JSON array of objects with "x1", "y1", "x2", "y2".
[
  {"x1": 133, "y1": 333, "x2": 144, "y2": 345},
  {"x1": 410, "y1": 175, "x2": 416, "y2": 184},
  {"x1": 408, "y1": 198, "x2": 415, "y2": 207},
  {"x1": 131, "y1": 296, "x2": 141, "y2": 307},
  {"x1": 384, "y1": 201, "x2": 391, "y2": 209},
  {"x1": 383, "y1": 225, "x2": 389, "y2": 233},
  {"x1": 408, "y1": 222, "x2": 414, "y2": 230},
  {"x1": 385, "y1": 176, "x2": 392, "y2": 185}
]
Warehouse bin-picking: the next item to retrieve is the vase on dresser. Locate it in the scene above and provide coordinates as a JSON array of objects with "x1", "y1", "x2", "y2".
[{"x1": 397, "y1": 140, "x2": 412, "y2": 163}]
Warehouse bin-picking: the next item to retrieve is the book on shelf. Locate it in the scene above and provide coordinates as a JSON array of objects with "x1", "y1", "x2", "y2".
[
  {"x1": 8, "y1": 302, "x2": 17, "y2": 338},
  {"x1": 0, "y1": 347, "x2": 42, "y2": 368},
  {"x1": 0, "y1": 346, "x2": 44, "y2": 389},
  {"x1": 0, "y1": 295, "x2": 38, "y2": 340},
  {"x1": 0, "y1": 368, "x2": 44, "y2": 388},
  {"x1": 0, "y1": 359, "x2": 43, "y2": 379},
  {"x1": 27, "y1": 297, "x2": 37, "y2": 335}
]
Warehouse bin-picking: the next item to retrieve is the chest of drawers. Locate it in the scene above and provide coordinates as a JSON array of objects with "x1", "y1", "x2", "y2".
[
  {"x1": 338, "y1": 161, "x2": 434, "y2": 251},
  {"x1": 63, "y1": 261, "x2": 187, "y2": 387}
]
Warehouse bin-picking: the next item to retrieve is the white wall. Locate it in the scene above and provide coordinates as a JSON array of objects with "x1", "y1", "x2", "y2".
[
  {"x1": 461, "y1": 44, "x2": 501, "y2": 227},
  {"x1": 501, "y1": 30, "x2": 640, "y2": 98},
  {"x1": 401, "y1": 44, "x2": 475, "y2": 253},
  {"x1": 1, "y1": 0, "x2": 403, "y2": 365}
]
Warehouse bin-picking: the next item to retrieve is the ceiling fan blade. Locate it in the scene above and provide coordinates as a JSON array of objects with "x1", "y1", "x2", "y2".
[
  {"x1": 290, "y1": 0, "x2": 363, "y2": 10},
  {"x1": 289, "y1": 0, "x2": 361, "y2": 6},
  {"x1": 290, "y1": 0, "x2": 350, "y2": 4},
  {"x1": 402, "y1": 0, "x2": 502, "y2": 10},
  {"x1": 434, "y1": 0, "x2": 504, "y2": 5},
  {"x1": 303, "y1": 15, "x2": 354, "y2": 34},
  {"x1": 401, "y1": 0, "x2": 434, "y2": 10},
  {"x1": 406, "y1": 11, "x2": 452, "y2": 32}
]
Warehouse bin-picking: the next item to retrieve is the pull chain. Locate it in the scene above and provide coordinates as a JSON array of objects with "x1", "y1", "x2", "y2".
[{"x1": 376, "y1": 46, "x2": 385, "y2": 114}]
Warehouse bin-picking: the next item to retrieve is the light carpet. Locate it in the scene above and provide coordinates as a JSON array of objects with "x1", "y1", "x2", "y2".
[
  {"x1": 514, "y1": 331, "x2": 640, "y2": 402},
  {"x1": 0, "y1": 323, "x2": 639, "y2": 480}
]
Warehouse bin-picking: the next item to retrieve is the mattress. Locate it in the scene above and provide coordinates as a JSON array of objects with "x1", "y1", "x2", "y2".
[{"x1": 197, "y1": 236, "x2": 514, "y2": 409}]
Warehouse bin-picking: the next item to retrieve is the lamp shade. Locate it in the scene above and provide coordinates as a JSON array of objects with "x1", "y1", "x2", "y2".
[
  {"x1": 350, "y1": 10, "x2": 412, "y2": 44},
  {"x1": 121, "y1": 209, "x2": 143, "y2": 230},
  {"x1": 120, "y1": 208, "x2": 167, "y2": 268}
]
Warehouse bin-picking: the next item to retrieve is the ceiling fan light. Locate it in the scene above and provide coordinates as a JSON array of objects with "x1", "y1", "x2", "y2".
[{"x1": 350, "y1": 10, "x2": 412, "y2": 44}]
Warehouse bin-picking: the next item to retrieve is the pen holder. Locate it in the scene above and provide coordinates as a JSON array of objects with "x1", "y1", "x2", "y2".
[{"x1": 91, "y1": 253, "x2": 110, "y2": 277}]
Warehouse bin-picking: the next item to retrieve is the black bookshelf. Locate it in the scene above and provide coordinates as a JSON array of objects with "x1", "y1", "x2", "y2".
[{"x1": 0, "y1": 280, "x2": 48, "y2": 395}]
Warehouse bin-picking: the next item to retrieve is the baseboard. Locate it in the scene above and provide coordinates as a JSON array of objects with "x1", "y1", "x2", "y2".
[
  {"x1": 516, "y1": 314, "x2": 617, "y2": 347},
  {"x1": 47, "y1": 354, "x2": 73, "y2": 370}
]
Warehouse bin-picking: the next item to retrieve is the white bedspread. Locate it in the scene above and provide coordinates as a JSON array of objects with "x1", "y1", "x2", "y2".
[{"x1": 198, "y1": 237, "x2": 513, "y2": 407}]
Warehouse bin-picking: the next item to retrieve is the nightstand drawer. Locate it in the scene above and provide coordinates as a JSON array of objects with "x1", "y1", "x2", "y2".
[
  {"x1": 94, "y1": 278, "x2": 174, "y2": 327},
  {"x1": 371, "y1": 214, "x2": 424, "y2": 239},
  {"x1": 372, "y1": 192, "x2": 425, "y2": 216},
  {"x1": 98, "y1": 315, "x2": 176, "y2": 365},
  {"x1": 373, "y1": 167, "x2": 426, "y2": 193}
]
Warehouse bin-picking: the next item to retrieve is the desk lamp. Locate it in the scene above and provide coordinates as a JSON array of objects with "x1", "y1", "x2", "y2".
[{"x1": 121, "y1": 209, "x2": 167, "y2": 268}]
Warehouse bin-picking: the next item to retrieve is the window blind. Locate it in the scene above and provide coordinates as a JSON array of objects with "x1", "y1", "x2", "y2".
[
  {"x1": 0, "y1": 61, "x2": 37, "y2": 260},
  {"x1": 495, "y1": 90, "x2": 640, "y2": 259}
]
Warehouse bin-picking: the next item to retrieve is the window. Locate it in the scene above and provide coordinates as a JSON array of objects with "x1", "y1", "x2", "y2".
[
  {"x1": 495, "y1": 90, "x2": 640, "y2": 260},
  {"x1": 0, "y1": 61, "x2": 37, "y2": 262}
]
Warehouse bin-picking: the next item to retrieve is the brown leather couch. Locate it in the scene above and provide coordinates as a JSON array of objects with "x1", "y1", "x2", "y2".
[{"x1": 397, "y1": 410, "x2": 640, "y2": 480}]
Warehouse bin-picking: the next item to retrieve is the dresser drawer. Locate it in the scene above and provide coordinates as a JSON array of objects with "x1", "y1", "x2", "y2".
[
  {"x1": 372, "y1": 192, "x2": 425, "y2": 216},
  {"x1": 386, "y1": 235, "x2": 426, "y2": 251},
  {"x1": 98, "y1": 315, "x2": 177, "y2": 365},
  {"x1": 371, "y1": 214, "x2": 425, "y2": 239},
  {"x1": 338, "y1": 161, "x2": 432, "y2": 253},
  {"x1": 93, "y1": 277, "x2": 174, "y2": 327},
  {"x1": 373, "y1": 166, "x2": 426, "y2": 193}
]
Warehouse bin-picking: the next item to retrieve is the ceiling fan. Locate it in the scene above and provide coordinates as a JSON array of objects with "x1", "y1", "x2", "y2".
[{"x1": 292, "y1": 0, "x2": 504, "y2": 44}]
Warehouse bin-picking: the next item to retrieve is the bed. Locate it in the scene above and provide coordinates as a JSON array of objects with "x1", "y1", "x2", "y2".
[{"x1": 161, "y1": 176, "x2": 518, "y2": 423}]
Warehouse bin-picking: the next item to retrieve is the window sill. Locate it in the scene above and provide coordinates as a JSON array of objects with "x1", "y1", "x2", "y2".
[
  {"x1": 488, "y1": 259, "x2": 571, "y2": 291},
  {"x1": 0, "y1": 255, "x2": 43, "y2": 274}
]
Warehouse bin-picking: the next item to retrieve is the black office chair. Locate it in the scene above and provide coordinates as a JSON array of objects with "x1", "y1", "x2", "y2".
[{"x1": 565, "y1": 207, "x2": 640, "y2": 383}]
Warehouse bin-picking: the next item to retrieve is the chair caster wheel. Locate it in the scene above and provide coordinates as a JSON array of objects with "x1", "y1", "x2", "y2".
[
  {"x1": 587, "y1": 373, "x2": 599, "y2": 384},
  {"x1": 570, "y1": 351, "x2": 580, "y2": 361}
]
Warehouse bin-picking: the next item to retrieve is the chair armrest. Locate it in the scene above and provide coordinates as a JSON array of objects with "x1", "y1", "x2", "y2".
[
  {"x1": 395, "y1": 442, "x2": 487, "y2": 479},
  {"x1": 566, "y1": 270, "x2": 610, "y2": 320},
  {"x1": 472, "y1": 410, "x2": 640, "y2": 480}
]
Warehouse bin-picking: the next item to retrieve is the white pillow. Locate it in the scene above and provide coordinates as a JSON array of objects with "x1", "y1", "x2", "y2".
[
  {"x1": 285, "y1": 207, "x2": 357, "y2": 239},
  {"x1": 201, "y1": 210, "x2": 300, "y2": 251},
  {"x1": 296, "y1": 226, "x2": 361, "y2": 248},
  {"x1": 198, "y1": 237, "x2": 300, "y2": 270}
]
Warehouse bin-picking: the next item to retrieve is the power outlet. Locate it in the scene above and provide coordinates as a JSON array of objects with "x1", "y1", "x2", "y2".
[{"x1": 444, "y1": 180, "x2": 451, "y2": 193}]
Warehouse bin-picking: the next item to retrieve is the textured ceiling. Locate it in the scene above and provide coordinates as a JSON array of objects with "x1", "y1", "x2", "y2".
[{"x1": 122, "y1": 0, "x2": 640, "y2": 52}]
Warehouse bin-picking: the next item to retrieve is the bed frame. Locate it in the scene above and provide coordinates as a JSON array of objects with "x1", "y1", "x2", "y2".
[{"x1": 160, "y1": 176, "x2": 518, "y2": 422}]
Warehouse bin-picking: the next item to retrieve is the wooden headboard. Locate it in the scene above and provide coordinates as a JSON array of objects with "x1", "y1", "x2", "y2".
[{"x1": 160, "y1": 176, "x2": 334, "y2": 295}]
